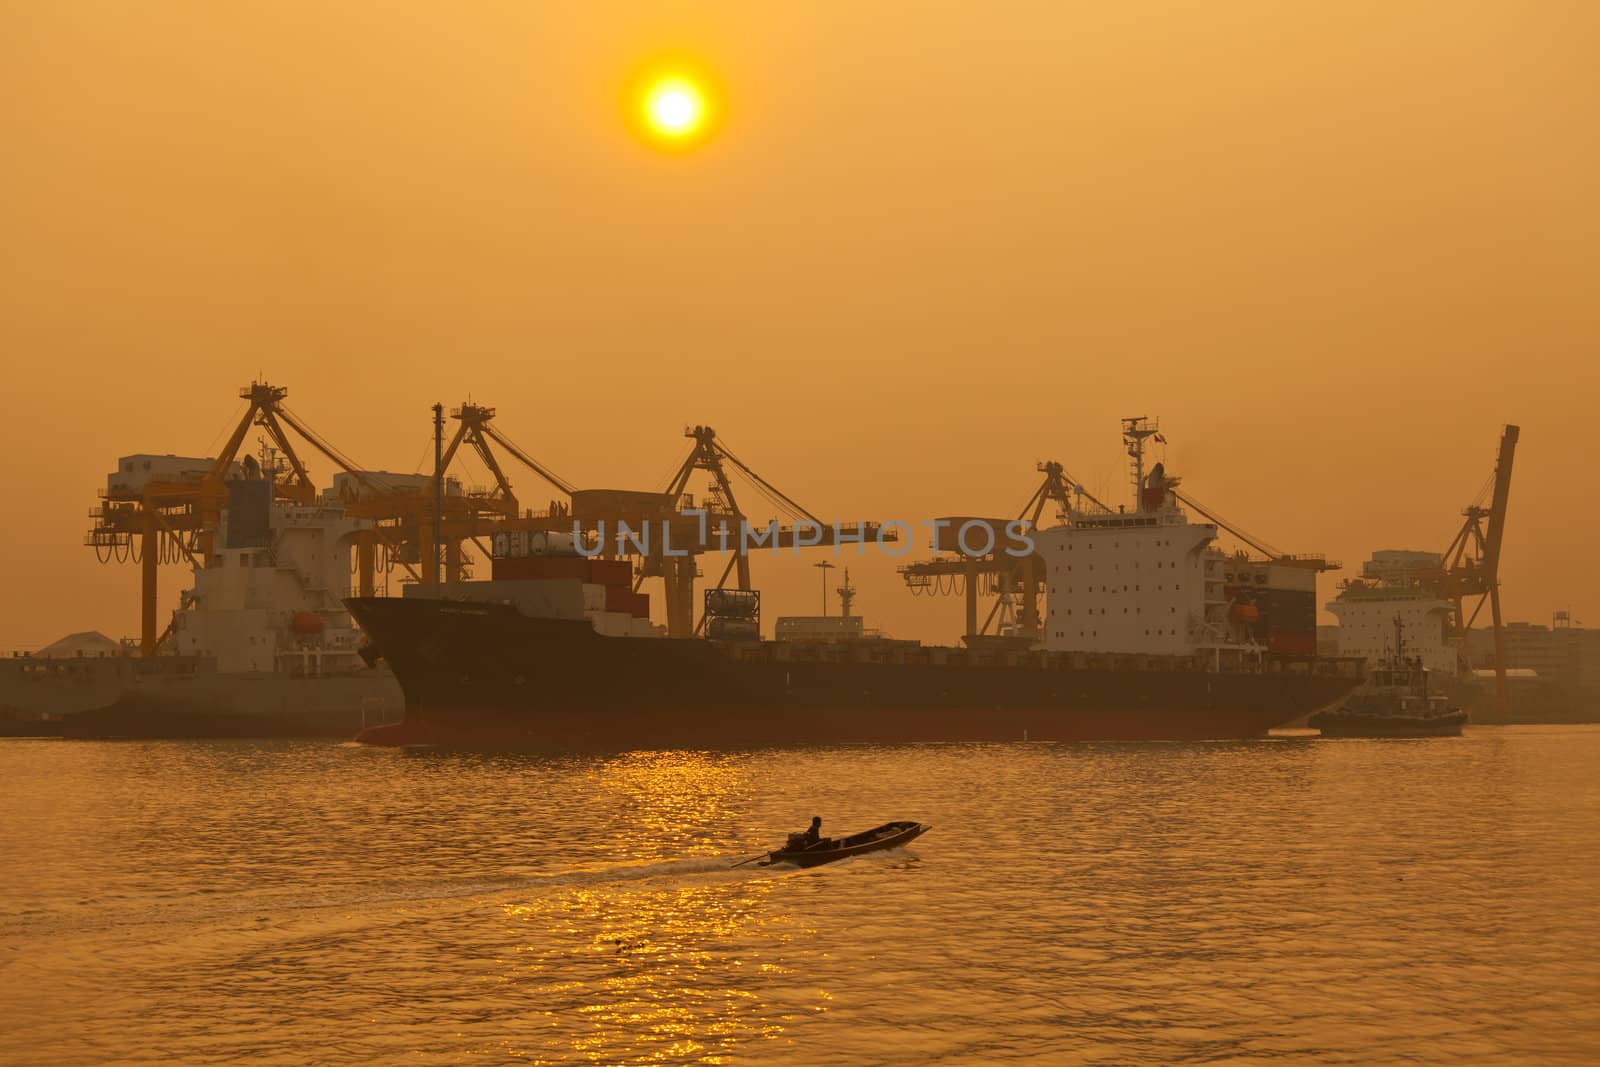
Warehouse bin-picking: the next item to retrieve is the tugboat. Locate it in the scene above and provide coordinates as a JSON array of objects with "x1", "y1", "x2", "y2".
[{"x1": 1310, "y1": 615, "x2": 1467, "y2": 738}]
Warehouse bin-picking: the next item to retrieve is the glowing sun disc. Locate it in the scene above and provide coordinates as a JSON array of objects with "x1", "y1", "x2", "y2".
[{"x1": 643, "y1": 78, "x2": 706, "y2": 138}]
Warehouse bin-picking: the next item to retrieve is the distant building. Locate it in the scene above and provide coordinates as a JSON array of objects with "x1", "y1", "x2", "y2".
[{"x1": 1463, "y1": 614, "x2": 1600, "y2": 696}]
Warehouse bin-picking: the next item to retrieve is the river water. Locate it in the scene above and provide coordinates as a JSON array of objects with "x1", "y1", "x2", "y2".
[{"x1": 3, "y1": 727, "x2": 1598, "y2": 1065}]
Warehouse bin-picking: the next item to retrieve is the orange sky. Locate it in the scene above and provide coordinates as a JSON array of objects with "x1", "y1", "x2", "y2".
[{"x1": 2, "y1": 2, "x2": 1597, "y2": 649}]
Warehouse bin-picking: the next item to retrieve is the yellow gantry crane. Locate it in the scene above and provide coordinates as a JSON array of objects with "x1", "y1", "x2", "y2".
[
  {"x1": 341, "y1": 401, "x2": 576, "y2": 592},
  {"x1": 87, "y1": 383, "x2": 577, "y2": 654},
  {"x1": 86, "y1": 381, "x2": 362, "y2": 655},
  {"x1": 898, "y1": 460, "x2": 1104, "y2": 643},
  {"x1": 88, "y1": 383, "x2": 894, "y2": 652},
  {"x1": 621, "y1": 425, "x2": 892, "y2": 637}
]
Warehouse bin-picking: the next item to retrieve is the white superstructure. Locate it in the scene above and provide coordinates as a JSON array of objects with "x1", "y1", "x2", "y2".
[
  {"x1": 173, "y1": 478, "x2": 372, "y2": 673},
  {"x1": 1036, "y1": 476, "x2": 1235, "y2": 656},
  {"x1": 1036, "y1": 418, "x2": 1258, "y2": 658},
  {"x1": 1038, "y1": 506, "x2": 1225, "y2": 655},
  {"x1": 1328, "y1": 551, "x2": 1458, "y2": 674}
]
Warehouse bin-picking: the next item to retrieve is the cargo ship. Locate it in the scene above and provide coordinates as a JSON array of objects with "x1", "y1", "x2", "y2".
[
  {"x1": 36, "y1": 459, "x2": 402, "y2": 739},
  {"x1": 349, "y1": 423, "x2": 1363, "y2": 751}
]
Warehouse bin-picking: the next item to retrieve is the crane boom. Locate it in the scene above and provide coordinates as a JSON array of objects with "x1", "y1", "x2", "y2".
[
  {"x1": 1482, "y1": 425, "x2": 1519, "y2": 578},
  {"x1": 1172, "y1": 491, "x2": 1283, "y2": 560},
  {"x1": 482, "y1": 423, "x2": 576, "y2": 497},
  {"x1": 1483, "y1": 424, "x2": 1519, "y2": 706}
]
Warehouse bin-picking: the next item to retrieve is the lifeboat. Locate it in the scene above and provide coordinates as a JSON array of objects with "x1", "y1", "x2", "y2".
[
  {"x1": 289, "y1": 611, "x2": 325, "y2": 636},
  {"x1": 1229, "y1": 602, "x2": 1261, "y2": 624}
]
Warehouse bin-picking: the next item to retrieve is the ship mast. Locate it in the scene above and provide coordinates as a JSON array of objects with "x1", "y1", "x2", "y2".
[{"x1": 1121, "y1": 416, "x2": 1164, "y2": 510}]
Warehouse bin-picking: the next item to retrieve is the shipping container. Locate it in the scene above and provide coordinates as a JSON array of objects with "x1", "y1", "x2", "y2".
[
  {"x1": 587, "y1": 559, "x2": 633, "y2": 588},
  {"x1": 604, "y1": 586, "x2": 650, "y2": 619},
  {"x1": 707, "y1": 618, "x2": 760, "y2": 642},
  {"x1": 491, "y1": 555, "x2": 590, "y2": 582},
  {"x1": 705, "y1": 589, "x2": 760, "y2": 619},
  {"x1": 491, "y1": 530, "x2": 580, "y2": 559},
  {"x1": 589, "y1": 611, "x2": 635, "y2": 638},
  {"x1": 528, "y1": 531, "x2": 576, "y2": 556},
  {"x1": 570, "y1": 489, "x2": 676, "y2": 522}
]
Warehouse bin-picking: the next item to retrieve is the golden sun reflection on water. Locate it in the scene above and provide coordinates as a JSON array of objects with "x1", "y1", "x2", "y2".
[
  {"x1": 501, "y1": 875, "x2": 812, "y2": 1062},
  {"x1": 588, "y1": 750, "x2": 756, "y2": 860},
  {"x1": 492, "y1": 751, "x2": 824, "y2": 1059}
]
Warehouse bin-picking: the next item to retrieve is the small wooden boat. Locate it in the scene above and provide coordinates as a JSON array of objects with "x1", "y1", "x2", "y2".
[{"x1": 757, "y1": 820, "x2": 931, "y2": 868}]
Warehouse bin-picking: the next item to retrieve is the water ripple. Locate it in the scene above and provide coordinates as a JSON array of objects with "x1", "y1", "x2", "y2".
[{"x1": 2, "y1": 727, "x2": 1598, "y2": 1064}]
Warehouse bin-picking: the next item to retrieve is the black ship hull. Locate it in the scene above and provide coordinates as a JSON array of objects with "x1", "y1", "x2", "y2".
[
  {"x1": 1308, "y1": 708, "x2": 1468, "y2": 738},
  {"x1": 345, "y1": 597, "x2": 1362, "y2": 751},
  {"x1": 53, "y1": 674, "x2": 402, "y2": 740},
  {"x1": 61, "y1": 693, "x2": 374, "y2": 740}
]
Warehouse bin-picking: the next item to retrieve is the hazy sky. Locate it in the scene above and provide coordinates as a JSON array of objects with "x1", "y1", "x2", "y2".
[{"x1": 2, "y1": 2, "x2": 1596, "y2": 649}]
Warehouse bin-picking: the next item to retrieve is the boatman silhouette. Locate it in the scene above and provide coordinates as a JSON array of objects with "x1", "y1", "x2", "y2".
[{"x1": 786, "y1": 816, "x2": 824, "y2": 851}]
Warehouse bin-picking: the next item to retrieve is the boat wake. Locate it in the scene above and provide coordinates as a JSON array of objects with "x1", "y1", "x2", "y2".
[
  {"x1": 2, "y1": 854, "x2": 787, "y2": 943},
  {"x1": 518, "y1": 854, "x2": 758, "y2": 886}
]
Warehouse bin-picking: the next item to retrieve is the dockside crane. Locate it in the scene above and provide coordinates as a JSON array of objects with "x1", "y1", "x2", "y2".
[
  {"x1": 86, "y1": 381, "x2": 396, "y2": 655},
  {"x1": 426, "y1": 401, "x2": 577, "y2": 519},
  {"x1": 899, "y1": 460, "x2": 1105, "y2": 643},
  {"x1": 616, "y1": 425, "x2": 891, "y2": 637},
  {"x1": 89, "y1": 382, "x2": 888, "y2": 651},
  {"x1": 1170, "y1": 492, "x2": 1340, "y2": 574},
  {"x1": 343, "y1": 402, "x2": 577, "y2": 590},
  {"x1": 1438, "y1": 424, "x2": 1519, "y2": 704},
  {"x1": 87, "y1": 383, "x2": 573, "y2": 655}
]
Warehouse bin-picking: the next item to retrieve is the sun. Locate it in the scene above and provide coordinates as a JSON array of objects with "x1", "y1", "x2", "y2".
[
  {"x1": 629, "y1": 68, "x2": 720, "y2": 150},
  {"x1": 645, "y1": 78, "x2": 704, "y2": 138}
]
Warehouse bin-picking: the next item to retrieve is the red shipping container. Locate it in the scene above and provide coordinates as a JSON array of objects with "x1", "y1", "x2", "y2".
[
  {"x1": 492, "y1": 556, "x2": 590, "y2": 581},
  {"x1": 587, "y1": 559, "x2": 633, "y2": 588},
  {"x1": 604, "y1": 586, "x2": 651, "y2": 619}
]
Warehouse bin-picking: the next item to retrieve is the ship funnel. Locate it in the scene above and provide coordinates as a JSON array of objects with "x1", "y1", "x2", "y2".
[{"x1": 1141, "y1": 462, "x2": 1181, "y2": 511}]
